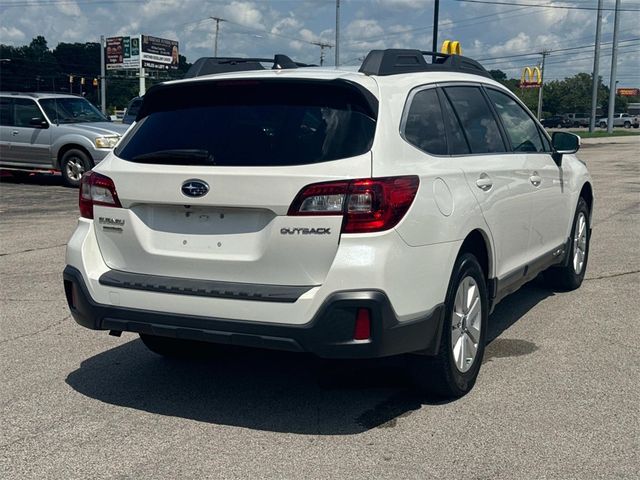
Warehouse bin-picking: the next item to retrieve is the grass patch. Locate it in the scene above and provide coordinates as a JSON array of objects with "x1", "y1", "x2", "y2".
[{"x1": 568, "y1": 130, "x2": 640, "y2": 138}]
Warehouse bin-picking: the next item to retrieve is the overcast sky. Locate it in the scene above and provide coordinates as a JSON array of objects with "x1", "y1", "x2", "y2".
[{"x1": 0, "y1": 0, "x2": 638, "y2": 86}]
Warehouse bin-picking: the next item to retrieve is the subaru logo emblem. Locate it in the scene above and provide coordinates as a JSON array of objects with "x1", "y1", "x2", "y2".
[{"x1": 181, "y1": 179, "x2": 209, "y2": 198}]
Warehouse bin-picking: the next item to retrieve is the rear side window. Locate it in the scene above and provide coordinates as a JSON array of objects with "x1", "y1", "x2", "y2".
[
  {"x1": 402, "y1": 88, "x2": 447, "y2": 155},
  {"x1": 116, "y1": 80, "x2": 377, "y2": 166},
  {"x1": 487, "y1": 89, "x2": 544, "y2": 153},
  {"x1": 439, "y1": 91, "x2": 470, "y2": 155},
  {"x1": 14, "y1": 98, "x2": 44, "y2": 128},
  {"x1": 0, "y1": 98, "x2": 13, "y2": 126},
  {"x1": 443, "y1": 86, "x2": 506, "y2": 154}
]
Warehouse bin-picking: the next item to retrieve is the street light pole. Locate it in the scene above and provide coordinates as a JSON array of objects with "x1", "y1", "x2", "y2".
[
  {"x1": 606, "y1": 0, "x2": 621, "y2": 134},
  {"x1": 335, "y1": 0, "x2": 340, "y2": 67},
  {"x1": 100, "y1": 35, "x2": 106, "y2": 114},
  {"x1": 589, "y1": 0, "x2": 603, "y2": 132},
  {"x1": 432, "y1": 0, "x2": 440, "y2": 62}
]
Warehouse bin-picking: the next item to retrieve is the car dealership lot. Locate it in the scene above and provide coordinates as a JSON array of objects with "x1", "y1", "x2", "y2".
[{"x1": 1, "y1": 137, "x2": 638, "y2": 479}]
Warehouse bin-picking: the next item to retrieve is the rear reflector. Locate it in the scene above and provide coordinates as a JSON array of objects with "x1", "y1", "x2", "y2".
[
  {"x1": 288, "y1": 176, "x2": 419, "y2": 233},
  {"x1": 354, "y1": 308, "x2": 371, "y2": 340},
  {"x1": 79, "y1": 171, "x2": 122, "y2": 219}
]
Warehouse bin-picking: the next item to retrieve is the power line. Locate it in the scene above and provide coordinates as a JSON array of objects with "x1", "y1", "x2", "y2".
[{"x1": 454, "y1": 0, "x2": 640, "y2": 12}]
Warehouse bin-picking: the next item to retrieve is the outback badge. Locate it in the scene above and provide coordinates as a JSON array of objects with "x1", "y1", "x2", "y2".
[{"x1": 181, "y1": 179, "x2": 209, "y2": 198}]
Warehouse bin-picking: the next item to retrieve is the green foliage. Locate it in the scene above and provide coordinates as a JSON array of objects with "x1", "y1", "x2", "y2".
[{"x1": 0, "y1": 36, "x2": 191, "y2": 110}]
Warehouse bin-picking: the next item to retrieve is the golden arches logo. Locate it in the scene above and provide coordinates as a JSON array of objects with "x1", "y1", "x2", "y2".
[
  {"x1": 520, "y1": 66, "x2": 542, "y2": 88},
  {"x1": 441, "y1": 40, "x2": 462, "y2": 55}
]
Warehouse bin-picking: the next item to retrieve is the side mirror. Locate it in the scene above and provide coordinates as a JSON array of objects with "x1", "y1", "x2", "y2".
[
  {"x1": 29, "y1": 117, "x2": 49, "y2": 129},
  {"x1": 551, "y1": 131, "x2": 580, "y2": 166}
]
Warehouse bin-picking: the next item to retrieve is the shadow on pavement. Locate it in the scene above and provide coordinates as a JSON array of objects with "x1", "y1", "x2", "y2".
[
  {"x1": 65, "y1": 277, "x2": 554, "y2": 434},
  {"x1": 0, "y1": 171, "x2": 64, "y2": 186}
]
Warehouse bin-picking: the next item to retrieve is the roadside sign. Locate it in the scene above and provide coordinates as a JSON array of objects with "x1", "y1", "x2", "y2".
[
  {"x1": 105, "y1": 36, "x2": 140, "y2": 70},
  {"x1": 141, "y1": 35, "x2": 179, "y2": 70},
  {"x1": 519, "y1": 66, "x2": 542, "y2": 89},
  {"x1": 105, "y1": 34, "x2": 178, "y2": 71},
  {"x1": 617, "y1": 88, "x2": 640, "y2": 97}
]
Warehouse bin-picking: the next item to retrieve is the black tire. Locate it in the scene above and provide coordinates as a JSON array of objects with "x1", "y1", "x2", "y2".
[
  {"x1": 599, "y1": 121, "x2": 606, "y2": 128},
  {"x1": 61, "y1": 148, "x2": 92, "y2": 188},
  {"x1": 623, "y1": 121, "x2": 631, "y2": 129},
  {"x1": 139, "y1": 333, "x2": 217, "y2": 359},
  {"x1": 544, "y1": 197, "x2": 590, "y2": 291},
  {"x1": 408, "y1": 253, "x2": 488, "y2": 399}
]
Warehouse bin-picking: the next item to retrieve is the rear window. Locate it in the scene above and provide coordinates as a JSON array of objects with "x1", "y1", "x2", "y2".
[{"x1": 115, "y1": 80, "x2": 377, "y2": 166}]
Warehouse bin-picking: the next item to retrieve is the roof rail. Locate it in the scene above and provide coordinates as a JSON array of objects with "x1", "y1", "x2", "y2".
[
  {"x1": 184, "y1": 54, "x2": 315, "y2": 78},
  {"x1": 359, "y1": 49, "x2": 491, "y2": 78}
]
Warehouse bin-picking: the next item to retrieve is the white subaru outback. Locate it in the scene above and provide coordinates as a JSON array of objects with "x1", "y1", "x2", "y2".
[{"x1": 63, "y1": 50, "x2": 593, "y2": 398}]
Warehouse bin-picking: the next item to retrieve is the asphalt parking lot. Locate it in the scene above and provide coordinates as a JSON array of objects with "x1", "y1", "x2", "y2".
[{"x1": 1, "y1": 136, "x2": 638, "y2": 479}]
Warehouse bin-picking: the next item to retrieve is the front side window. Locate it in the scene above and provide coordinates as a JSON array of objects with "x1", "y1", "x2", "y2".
[
  {"x1": 13, "y1": 98, "x2": 45, "y2": 128},
  {"x1": 487, "y1": 89, "x2": 544, "y2": 153},
  {"x1": 39, "y1": 97, "x2": 107, "y2": 124},
  {"x1": 402, "y1": 88, "x2": 447, "y2": 155},
  {"x1": 443, "y1": 86, "x2": 506, "y2": 154}
]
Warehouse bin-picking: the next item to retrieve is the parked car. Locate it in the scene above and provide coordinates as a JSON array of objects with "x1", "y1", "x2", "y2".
[
  {"x1": 0, "y1": 92, "x2": 129, "y2": 186},
  {"x1": 122, "y1": 96, "x2": 142, "y2": 125},
  {"x1": 540, "y1": 115, "x2": 571, "y2": 128},
  {"x1": 64, "y1": 50, "x2": 593, "y2": 398},
  {"x1": 597, "y1": 113, "x2": 636, "y2": 128},
  {"x1": 565, "y1": 112, "x2": 590, "y2": 128}
]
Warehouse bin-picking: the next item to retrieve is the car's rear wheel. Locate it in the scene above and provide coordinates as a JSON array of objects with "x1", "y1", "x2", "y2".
[
  {"x1": 599, "y1": 121, "x2": 607, "y2": 128},
  {"x1": 61, "y1": 149, "x2": 92, "y2": 187},
  {"x1": 544, "y1": 197, "x2": 590, "y2": 291},
  {"x1": 623, "y1": 121, "x2": 631, "y2": 128},
  {"x1": 409, "y1": 253, "x2": 488, "y2": 398}
]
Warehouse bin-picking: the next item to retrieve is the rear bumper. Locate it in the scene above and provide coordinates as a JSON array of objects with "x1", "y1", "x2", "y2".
[{"x1": 63, "y1": 265, "x2": 445, "y2": 359}]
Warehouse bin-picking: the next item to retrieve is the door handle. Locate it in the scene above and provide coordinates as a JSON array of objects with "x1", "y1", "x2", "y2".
[
  {"x1": 11, "y1": 130, "x2": 19, "y2": 136},
  {"x1": 529, "y1": 172, "x2": 542, "y2": 187},
  {"x1": 475, "y1": 174, "x2": 493, "y2": 191}
]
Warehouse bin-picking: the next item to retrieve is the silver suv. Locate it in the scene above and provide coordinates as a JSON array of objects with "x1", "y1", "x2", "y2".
[{"x1": 0, "y1": 92, "x2": 129, "y2": 186}]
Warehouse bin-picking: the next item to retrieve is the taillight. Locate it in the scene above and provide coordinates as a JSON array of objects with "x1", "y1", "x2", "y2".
[
  {"x1": 288, "y1": 176, "x2": 419, "y2": 233},
  {"x1": 79, "y1": 171, "x2": 122, "y2": 219}
]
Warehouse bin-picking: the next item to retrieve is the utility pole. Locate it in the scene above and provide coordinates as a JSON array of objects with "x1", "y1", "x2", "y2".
[
  {"x1": 211, "y1": 17, "x2": 225, "y2": 57},
  {"x1": 589, "y1": 0, "x2": 604, "y2": 132},
  {"x1": 536, "y1": 50, "x2": 550, "y2": 120},
  {"x1": 432, "y1": 0, "x2": 440, "y2": 62},
  {"x1": 312, "y1": 42, "x2": 333, "y2": 66},
  {"x1": 100, "y1": 35, "x2": 106, "y2": 114},
  {"x1": 139, "y1": 66, "x2": 146, "y2": 96},
  {"x1": 607, "y1": 0, "x2": 621, "y2": 134},
  {"x1": 335, "y1": 0, "x2": 340, "y2": 67}
]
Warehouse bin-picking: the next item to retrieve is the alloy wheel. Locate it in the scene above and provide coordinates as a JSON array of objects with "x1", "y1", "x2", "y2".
[
  {"x1": 451, "y1": 276, "x2": 482, "y2": 373},
  {"x1": 573, "y1": 212, "x2": 588, "y2": 275}
]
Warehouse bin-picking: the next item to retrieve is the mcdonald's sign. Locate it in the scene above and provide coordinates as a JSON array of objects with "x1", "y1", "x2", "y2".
[
  {"x1": 441, "y1": 40, "x2": 462, "y2": 55},
  {"x1": 520, "y1": 67, "x2": 542, "y2": 89}
]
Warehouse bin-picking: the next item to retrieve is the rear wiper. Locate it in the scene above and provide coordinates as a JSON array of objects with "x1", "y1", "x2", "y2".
[{"x1": 131, "y1": 149, "x2": 216, "y2": 165}]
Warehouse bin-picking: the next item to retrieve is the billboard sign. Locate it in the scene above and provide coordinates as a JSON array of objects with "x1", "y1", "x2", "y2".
[
  {"x1": 105, "y1": 36, "x2": 140, "y2": 70},
  {"x1": 519, "y1": 66, "x2": 542, "y2": 89},
  {"x1": 141, "y1": 35, "x2": 179, "y2": 70},
  {"x1": 617, "y1": 88, "x2": 640, "y2": 97}
]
